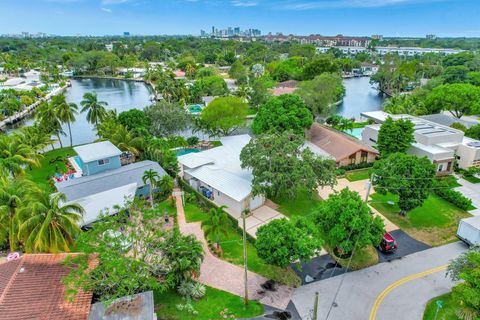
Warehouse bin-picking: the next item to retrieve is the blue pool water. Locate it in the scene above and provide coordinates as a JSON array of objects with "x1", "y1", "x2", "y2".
[
  {"x1": 344, "y1": 127, "x2": 364, "y2": 139},
  {"x1": 175, "y1": 148, "x2": 200, "y2": 156},
  {"x1": 73, "y1": 156, "x2": 82, "y2": 167},
  {"x1": 188, "y1": 105, "x2": 203, "y2": 114}
]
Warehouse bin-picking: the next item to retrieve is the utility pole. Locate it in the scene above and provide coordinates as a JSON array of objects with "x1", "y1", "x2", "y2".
[{"x1": 242, "y1": 208, "x2": 249, "y2": 305}]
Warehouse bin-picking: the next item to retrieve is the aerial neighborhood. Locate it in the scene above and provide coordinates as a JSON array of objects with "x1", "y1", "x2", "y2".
[{"x1": 1, "y1": 3, "x2": 480, "y2": 319}]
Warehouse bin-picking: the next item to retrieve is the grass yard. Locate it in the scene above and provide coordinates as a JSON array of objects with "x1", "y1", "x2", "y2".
[
  {"x1": 423, "y1": 293, "x2": 459, "y2": 320},
  {"x1": 27, "y1": 147, "x2": 75, "y2": 191},
  {"x1": 273, "y1": 188, "x2": 323, "y2": 222},
  {"x1": 334, "y1": 245, "x2": 379, "y2": 270},
  {"x1": 154, "y1": 286, "x2": 264, "y2": 320},
  {"x1": 155, "y1": 200, "x2": 177, "y2": 217},
  {"x1": 184, "y1": 201, "x2": 301, "y2": 286},
  {"x1": 370, "y1": 192, "x2": 471, "y2": 246},
  {"x1": 345, "y1": 168, "x2": 371, "y2": 182},
  {"x1": 463, "y1": 175, "x2": 480, "y2": 184}
]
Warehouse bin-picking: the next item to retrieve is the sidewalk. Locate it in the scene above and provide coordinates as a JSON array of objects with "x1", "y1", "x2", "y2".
[{"x1": 173, "y1": 189, "x2": 294, "y2": 310}]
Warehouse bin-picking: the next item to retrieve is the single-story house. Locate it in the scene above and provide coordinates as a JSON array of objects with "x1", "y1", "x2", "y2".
[
  {"x1": 56, "y1": 141, "x2": 167, "y2": 226},
  {"x1": 306, "y1": 123, "x2": 379, "y2": 167},
  {"x1": 0, "y1": 254, "x2": 94, "y2": 320},
  {"x1": 177, "y1": 135, "x2": 264, "y2": 218}
]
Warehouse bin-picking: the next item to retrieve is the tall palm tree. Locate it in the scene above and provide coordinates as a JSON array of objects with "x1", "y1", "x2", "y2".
[
  {"x1": 19, "y1": 192, "x2": 84, "y2": 253},
  {"x1": 159, "y1": 175, "x2": 174, "y2": 195},
  {"x1": 110, "y1": 125, "x2": 144, "y2": 156},
  {"x1": 202, "y1": 206, "x2": 230, "y2": 250},
  {"x1": 13, "y1": 125, "x2": 56, "y2": 154},
  {"x1": 0, "y1": 176, "x2": 38, "y2": 251},
  {"x1": 0, "y1": 134, "x2": 40, "y2": 177},
  {"x1": 80, "y1": 92, "x2": 108, "y2": 126},
  {"x1": 36, "y1": 102, "x2": 65, "y2": 148},
  {"x1": 142, "y1": 169, "x2": 160, "y2": 207},
  {"x1": 52, "y1": 94, "x2": 78, "y2": 147}
]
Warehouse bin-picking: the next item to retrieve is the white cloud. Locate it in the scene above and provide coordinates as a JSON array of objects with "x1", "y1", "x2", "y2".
[
  {"x1": 101, "y1": 7, "x2": 112, "y2": 12},
  {"x1": 276, "y1": 0, "x2": 448, "y2": 10},
  {"x1": 231, "y1": 0, "x2": 258, "y2": 6},
  {"x1": 101, "y1": 0, "x2": 131, "y2": 4}
]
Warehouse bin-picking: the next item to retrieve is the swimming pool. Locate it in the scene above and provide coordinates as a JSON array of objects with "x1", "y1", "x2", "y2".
[
  {"x1": 175, "y1": 148, "x2": 201, "y2": 156},
  {"x1": 73, "y1": 156, "x2": 82, "y2": 167},
  {"x1": 188, "y1": 105, "x2": 203, "y2": 114},
  {"x1": 343, "y1": 127, "x2": 364, "y2": 140}
]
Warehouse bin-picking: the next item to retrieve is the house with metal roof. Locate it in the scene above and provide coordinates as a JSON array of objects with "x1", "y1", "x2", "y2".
[
  {"x1": 177, "y1": 135, "x2": 264, "y2": 218},
  {"x1": 361, "y1": 111, "x2": 480, "y2": 175},
  {"x1": 56, "y1": 141, "x2": 167, "y2": 226}
]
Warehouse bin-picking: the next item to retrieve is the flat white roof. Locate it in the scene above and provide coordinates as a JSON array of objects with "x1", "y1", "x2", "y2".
[
  {"x1": 67, "y1": 183, "x2": 137, "y2": 226},
  {"x1": 74, "y1": 141, "x2": 122, "y2": 163}
]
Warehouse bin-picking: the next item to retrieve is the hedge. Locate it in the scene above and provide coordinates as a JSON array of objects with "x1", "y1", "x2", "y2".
[
  {"x1": 339, "y1": 161, "x2": 374, "y2": 171},
  {"x1": 433, "y1": 180, "x2": 472, "y2": 211}
]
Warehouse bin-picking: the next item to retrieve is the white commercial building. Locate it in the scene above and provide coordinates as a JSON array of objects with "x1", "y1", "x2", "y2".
[
  {"x1": 316, "y1": 46, "x2": 463, "y2": 56},
  {"x1": 178, "y1": 135, "x2": 264, "y2": 218},
  {"x1": 361, "y1": 111, "x2": 480, "y2": 175}
]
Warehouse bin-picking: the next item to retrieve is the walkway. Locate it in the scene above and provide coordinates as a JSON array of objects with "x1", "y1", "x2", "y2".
[
  {"x1": 455, "y1": 175, "x2": 480, "y2": 215},
  {"x1": 173, "y1": 189, "x2": 294, "y2": 310}
]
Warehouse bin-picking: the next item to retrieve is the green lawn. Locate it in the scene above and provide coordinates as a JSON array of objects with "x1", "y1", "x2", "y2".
[
  {"x1": 154, "y1": 286, "x2": 264, "y2": 320},
  {"x1": 273, "y1": 188, "x2": 323, "y2": 222},
  {"x1": 155, "y1": 200, "x2": 177, "y2": 217},
  {"x1": 183, "y1": 200, "x2": 301, "y2": 286},
  {"x1": 370, "y1": 192, "x2": 471, "y2": 246},
  {"x1": 334, "y1": 245, "x2": 379, "y2": 270},
  {"x1": 423, "y1": 293, "x2": 460, "y2": 320},
  {"x1": 463, "y1": 175, "x2": 480, "y2": 184},
  {"x1": 345, "y1": 169, "x2": 371, "y2": 182},
  {"x1": 27, "y1": 147, "x2": 75, "y2": 191}
]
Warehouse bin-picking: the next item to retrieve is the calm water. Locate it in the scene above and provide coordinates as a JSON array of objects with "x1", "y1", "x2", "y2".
[
  {"x1": 336, "y1": 77, "x2": 385, "y2": 119},
  {"x1": 8, "y1": 78, "x2": 153, "y2": 146}
]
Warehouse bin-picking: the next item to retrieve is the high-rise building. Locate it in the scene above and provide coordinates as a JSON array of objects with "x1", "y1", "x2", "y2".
[
  {"x1": 123, "y1": 31, "x2": 130, "y2": 37},
  {"x1": 426, "y1": 34, "x2": 437, "y2": 39},
  {"x1": 234, "y1": 27, "x2": 240, "y2": 35}
]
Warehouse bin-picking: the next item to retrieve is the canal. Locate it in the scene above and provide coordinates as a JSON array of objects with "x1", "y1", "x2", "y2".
[
  {"x1": 7, "y1": 78, "x2": 153, "y2": 146},
  {"x1": 336, "y1": 77, "x2": 385, "y2": 119}
]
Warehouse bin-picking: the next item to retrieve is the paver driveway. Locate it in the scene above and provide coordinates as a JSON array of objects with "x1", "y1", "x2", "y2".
[{"x1": 291, "y1": 242, "x2": 468, "y2": 320}]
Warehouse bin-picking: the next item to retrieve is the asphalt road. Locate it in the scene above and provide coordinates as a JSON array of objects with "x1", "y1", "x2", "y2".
[{"x1": 291, "y1": 242, "x2": 468, "y2": 320}]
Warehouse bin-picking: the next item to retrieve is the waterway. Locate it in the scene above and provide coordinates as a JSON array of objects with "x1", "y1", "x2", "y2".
[
  {"x1": 7, "y1": 78, "x2": 153, "y2": 146},
  {"x1": 7, "y1": 76, "x2": 383, "y2": 145},
  {"x1": 336, "y1": 77, "x2": 386, "y2": 119}
]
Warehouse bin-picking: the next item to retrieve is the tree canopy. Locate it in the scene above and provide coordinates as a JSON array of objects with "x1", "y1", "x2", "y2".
[
  {"x1": 251, "y1": 94, "x2": 313, "y2": 135},
  {"x1": 118, "y1": 109, "x2": 151, "y2": 134},
  {"x1": 200, "y1": 96, "x2": 248, "y2": 136},
  {"x1": 297, "y1": 73, "x2": 345, "y2": 116},
  {"x1": 240, "y1": 131, "x2": 336, "y2": 198},
  {"x1": 377, "y1": 117, "x2": 415, "y2": 156},
  {"x1": 144, "y1": 101, "x2": 191, "y2": 137},
  {"x1": 425, "y1": 83, "x2": 480, "y2": 118},
  {"x1": 373, "y1": 153, "x2": 435, "y2": 214}
]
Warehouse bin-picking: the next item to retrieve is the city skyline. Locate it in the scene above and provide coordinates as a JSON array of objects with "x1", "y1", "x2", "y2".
[{"x1": 0, "y1": 0, "x2": 479, "y2": 37}]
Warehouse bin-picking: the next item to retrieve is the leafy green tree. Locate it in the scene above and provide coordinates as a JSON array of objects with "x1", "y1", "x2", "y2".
[
  {"x1": 0, "y1": 176, "x2": 38, "y2": 251},
  {"x1": 19, "y1": 191, "x2": 83, "y2": 253},
  {"x1": 297, "y1": 73, "x2": 345, "y2": 116},
  {"x1": 229, "y1": 60, "x2": 248, "y2": 84},
  {"x1": 451, "y1": 122, "x2": 467, "y2": 132},
  {"x1": 443, "y1": 65, "x2": 470, "y2": 84},
  {"x1": 118, "y1": 109, "x2": 151, "y2": 134},
  {"x1": 142, "y1": 169, "x2": 160, "y2": 207},
  {"x1": 425, "y1": 83, "x2": 480, "y2": 118},
  {"x1": 63, "y1": 201, "x2": 204, "y2": 302},
  {"x1": 465, "y1": 124, "x2": 480, "y2": 140},
  {"x1": 382, "y1": 94, "x2": 429, "y2": 116},
  {"x1": 302, "y1": 55, "x2": 340, "y2": 80},
  {"x1": 377, "y1": 117, "x2": 415, "y2": 156},
  {"x1": 249, "y1": 77, "x2": 271, "y2": 108},
  {"x1": 196, "y1": 67, "x2": 216, "y2": 79},
  {"x1": 256, "y1": 218, "x2": 322, "y2": 268},
  {"x1": 200, "y1": 96, "x2": 247, "y2": 136},
  {"x1": 240, "y1": 131, "x2": 336, "y2": 198},
  {"x1": 144, "y1": 101, "x2": 191, "y2": 137},
  {"x1": 315, "y1": 188, "x2": 384, "y2": 256},
  {"x1": 201, "y1": 206, "x2": 230, "y2": 249},
  {"x1": 468, "y1": 71, "x2": 480, "y2": 86},
  {"x1": 191, "y1": 75, "x2": 229, "y2": 98},
  {"x1": 80, "y1": 92, "x2": 108, "y2": 126},
  {"x1": 373, "y1": 153, "x2": 435, "y2": 215},
  {"x1": 52, "y1": 94, "x2": 78, "y2": 147},
  {"x1": 447, "y1": 247, "x2": 480, "y2": 320},
  {"x1": 252, "y1": 94, "x2": 313, "y2": 135}
]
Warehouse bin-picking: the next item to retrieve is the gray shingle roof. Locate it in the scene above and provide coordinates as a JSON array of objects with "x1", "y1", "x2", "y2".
[
  {"x1": 420, "y1": 114, "x2": 478, "y2": 129},
  {"x1": 56, "y1": 160, "x2": 167, "y2": 201}
]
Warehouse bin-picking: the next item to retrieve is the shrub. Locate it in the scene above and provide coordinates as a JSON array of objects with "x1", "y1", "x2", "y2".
[
  {"x1": 433, "y1": 180, "x2": 473, "y2": 210},
  {"x1": 186, "y1": 136, "x2": 200, "y2": 146},
  {"x1": 339, "y1": 162, "x2": 374, "y2": 171},
  {"x1": 177, "y1": 280, "x2": 206, "y2": 300}
]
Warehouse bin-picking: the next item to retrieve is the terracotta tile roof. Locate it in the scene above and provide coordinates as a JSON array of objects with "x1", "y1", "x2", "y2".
[
  {"x1": 306, "y1": 123, "x2": 379, "y2": 162},
  {"x1": 0, "y1": 254, "x2": 93, "y2": 320},
  {"x1": 271, "y1": 87, "x2": 297, "y2": 96},
  {"x1": 277, "y1": 80, "x2": 299, "y2": 88}
]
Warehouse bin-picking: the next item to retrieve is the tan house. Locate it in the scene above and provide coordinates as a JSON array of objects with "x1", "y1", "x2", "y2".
[{"x1": 306, "y1": 123, "x2": 379, "y2": 167}]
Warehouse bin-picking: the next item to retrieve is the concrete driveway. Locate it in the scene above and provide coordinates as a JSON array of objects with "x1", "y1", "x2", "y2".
[
  {"x1": 291, "y1": 242, "x2": 468, "y2": 320},
  {"x1": 455, "y1": 176, "x2": 480, "y2": 215}
]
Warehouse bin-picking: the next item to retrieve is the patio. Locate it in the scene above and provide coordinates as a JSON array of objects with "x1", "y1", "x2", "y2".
[{"x1": 237, "y1": 206, "x2": 286, "y2": 238}]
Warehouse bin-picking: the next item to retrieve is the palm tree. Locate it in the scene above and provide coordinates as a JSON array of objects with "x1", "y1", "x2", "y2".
[
  {"x1": 19, "y1": 192, "x2": 83, "y2": 253},
  {"x1": 142, "y1": 169, "x2": 160, "y2": 207},
  {"x1": 202, "y1": 206, "x2": 230, "y2": 250},
  {"x1": 0, "y1": 176, "x2": 38, "y2": 251},
  {"x1": 13, "y1": 125, "x2": 56, "y2": 154},
  {"x1": 80, "y1": 92, "x2": 108, "y2": 126},
  {"x1": 110, "y1": 125, "x2": 144, "y2": 156},
  {"x1": 36, "y1": 102, "x2": 65, "y2": 148},
  {"x1": 52, "y1": 94, "x2": 78, "y2": 147},
  {"x1": 0, "y1": 134, "x2": 40, "y2": 177},
  {"x1": 159, "y1": 175, "x2": 174, "y2": 195}
]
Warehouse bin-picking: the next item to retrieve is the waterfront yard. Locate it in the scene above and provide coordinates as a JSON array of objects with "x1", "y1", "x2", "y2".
[
  {"x1": 154, "y1": 286, "x2": 264, "y2": 320},
  {"x1": 370, "y1": 192, "x2": 471, "y2": 246},
  {"x1": 27, "y1": 147, "x2": 75, "y2": 191}
]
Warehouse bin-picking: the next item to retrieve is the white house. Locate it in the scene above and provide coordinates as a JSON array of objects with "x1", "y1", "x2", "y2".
[
  {"x1": 177, "y1": 135, "x2": 264, "y2": 218},
  {"x1": 361, "y1": 111, "x2": 480, "y2": 175}
]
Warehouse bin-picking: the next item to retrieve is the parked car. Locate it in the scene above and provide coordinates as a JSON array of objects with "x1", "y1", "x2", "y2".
[{"x1": 379, "y1": 232, "x2": 397, "y2": 253}]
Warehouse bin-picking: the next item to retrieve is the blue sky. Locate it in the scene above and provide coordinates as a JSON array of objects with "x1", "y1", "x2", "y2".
[{"x1": 1, "y1": 0, "x2": 479, "y2": 37}]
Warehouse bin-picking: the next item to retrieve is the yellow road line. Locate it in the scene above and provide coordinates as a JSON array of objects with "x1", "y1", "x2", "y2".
[{"x1": 369, "y1": 264, "x2": 448, "y2": 320}]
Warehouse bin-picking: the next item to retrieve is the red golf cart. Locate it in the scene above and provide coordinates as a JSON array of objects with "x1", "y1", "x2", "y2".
[{"x1": 379, "y1": 232, "x2": 398, "y2": 253}]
